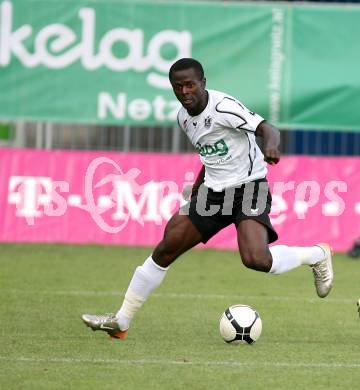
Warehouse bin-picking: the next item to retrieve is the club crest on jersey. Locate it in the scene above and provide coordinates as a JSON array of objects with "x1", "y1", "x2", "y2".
[{"x1": 204, "y1": 116, "x2": 212, "y2": 128}]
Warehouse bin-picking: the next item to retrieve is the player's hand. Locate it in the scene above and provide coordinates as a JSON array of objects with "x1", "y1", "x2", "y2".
[
  {"x1": 182, "y1": 184, "x2": 193, "y2": 201},
  {"x1": 263, "y1": 147, "x2": 280, "y2": 165},
  {"x1": 256, "y1": 121, "x2": 280, "y2": 165}
]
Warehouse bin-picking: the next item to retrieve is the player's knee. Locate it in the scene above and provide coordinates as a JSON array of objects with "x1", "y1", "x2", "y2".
[
  {"x1": 240, "y1": 249, "x2": 271, "y2": 272},
  {"x1": 153, "y1": 230, "x2": 184, "y2": 265}
]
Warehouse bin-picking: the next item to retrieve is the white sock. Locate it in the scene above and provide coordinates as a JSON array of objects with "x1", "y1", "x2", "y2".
[
  {"x1": 116, "y1": 255, "x2": 168, "y2": 330},
  {"x1": 269, "y1": 245, "x2": 325, "y2": 275}
]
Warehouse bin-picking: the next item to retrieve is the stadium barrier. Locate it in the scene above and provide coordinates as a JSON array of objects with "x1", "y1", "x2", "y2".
[{"x1": 1, "y1": 148, "x2": 359, "y2": 251}]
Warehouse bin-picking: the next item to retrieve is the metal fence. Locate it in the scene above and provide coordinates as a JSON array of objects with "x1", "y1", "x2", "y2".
[{"x1": 1, "y1": 120, "x2": 360, "y2": 156}]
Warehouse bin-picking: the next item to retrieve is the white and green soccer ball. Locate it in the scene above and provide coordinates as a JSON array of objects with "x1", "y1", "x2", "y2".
[{"x1": 219, "y1": 304, "x2": 262, "y2": 345}]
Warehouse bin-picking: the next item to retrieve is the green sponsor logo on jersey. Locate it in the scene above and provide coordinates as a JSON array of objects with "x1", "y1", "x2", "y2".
[{"x1": 195, "y1": 139, "x2": 229, "y2": 157}]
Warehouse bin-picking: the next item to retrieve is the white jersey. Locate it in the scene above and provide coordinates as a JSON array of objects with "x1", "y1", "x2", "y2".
[{"x1": 177, "y1": 89, "x2": 267, "y2": 191}]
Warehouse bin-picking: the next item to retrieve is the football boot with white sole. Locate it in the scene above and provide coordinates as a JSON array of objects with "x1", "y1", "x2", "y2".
[
  {"x1": 311, "y1": 243, "x2": 334, "y2": 298},
  {"x1": 81, "y1": 313, "x2": 128, "y2": 339}
]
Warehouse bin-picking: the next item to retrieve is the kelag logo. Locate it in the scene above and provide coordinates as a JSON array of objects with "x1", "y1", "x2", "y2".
[
  {"x1": 0, "y1": 0, "x2": 191, "y2": 123},
  {"x1": 0, "y1": 1, "x2": 191, "y2": 90}
]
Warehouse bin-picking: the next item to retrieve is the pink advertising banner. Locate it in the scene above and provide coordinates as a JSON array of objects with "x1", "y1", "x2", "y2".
[{"x1": 0, "y1": 148, "x2": 359, "y2": 251}]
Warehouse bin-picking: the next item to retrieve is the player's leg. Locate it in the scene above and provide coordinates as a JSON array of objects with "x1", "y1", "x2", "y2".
[
  {"x1": 152, "y1": 211, "x2": 204, "y2": 267},
  {"x1": 236, "y1": 219, "x2": 333, "y2": 297},
  {"x1": 82, "y1": 213, "x2": 203, "y2": 338},
  {"x1": 115, "y1": 213, "x2": 202, "y2": 328},
  {"x1": 236, "y1": 219, "x2": 272, "y2": 272}
]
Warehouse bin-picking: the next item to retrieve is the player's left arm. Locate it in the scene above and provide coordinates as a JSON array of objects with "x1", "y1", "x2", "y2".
[{"x1": 255, "y1": 121, "x2": 281, "y2": 165}]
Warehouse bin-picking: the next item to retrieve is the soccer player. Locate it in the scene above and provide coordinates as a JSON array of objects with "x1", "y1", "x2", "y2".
[{"x1": 82, "y1": 58, "x2": 333, "y2": 339}]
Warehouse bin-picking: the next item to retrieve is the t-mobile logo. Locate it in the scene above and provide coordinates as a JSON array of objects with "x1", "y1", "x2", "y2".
[{"x1": 8, "y1": 176, "x2": 52, "y2": 222}]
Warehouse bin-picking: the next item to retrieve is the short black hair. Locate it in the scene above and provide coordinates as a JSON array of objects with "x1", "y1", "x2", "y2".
[{"x1": 169, "y1": 58, "x2": 204, "y2": 81}]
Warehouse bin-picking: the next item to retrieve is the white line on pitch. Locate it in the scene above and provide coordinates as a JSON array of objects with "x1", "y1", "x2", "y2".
[
  {"x1": 0, "y1": 289, "x2": 355, "y2": 303},
  {"x1": 0, "y1": 356, "x2": 359, "y2": 369}
]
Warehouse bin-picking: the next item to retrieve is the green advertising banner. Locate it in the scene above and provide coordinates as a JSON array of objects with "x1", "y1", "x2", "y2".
[
  {"x1": 0, "y1": 0, "x2": 359, "y2": 131},
  {"x1": 287, "y1": 6, "x2": 360, "y2": 131}
]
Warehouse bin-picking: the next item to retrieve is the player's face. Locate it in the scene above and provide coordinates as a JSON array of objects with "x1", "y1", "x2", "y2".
[{"x1": 170, "y1": 68, "x2": 207, "y2": 116}]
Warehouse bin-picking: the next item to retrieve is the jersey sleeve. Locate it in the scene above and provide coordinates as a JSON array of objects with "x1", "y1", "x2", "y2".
[
  {"x1": 215, "y1": 97, "x2": 264, "y2": 133},
  {"x1": 176, "y1": 108, "x2": 187, "y2": 132},
  {"x1": 176, "y1": 110, "x2": 183, "y2": 130}
]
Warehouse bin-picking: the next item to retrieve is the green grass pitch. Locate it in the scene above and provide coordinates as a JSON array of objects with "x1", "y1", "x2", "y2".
[{"x1": 0, "y1": 243, "x2": 359, "y2": 389}]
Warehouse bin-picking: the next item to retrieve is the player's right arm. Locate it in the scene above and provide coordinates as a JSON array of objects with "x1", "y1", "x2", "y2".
[
  {"x1": 177, "y1": 109, "x2": 205, "y2": 199},
  {"x1": 192, "y1": 165, "x2": 205, "y2": 196},
  {"x1": 182, "y1": 165, "x2": 205, "y2": 201}
]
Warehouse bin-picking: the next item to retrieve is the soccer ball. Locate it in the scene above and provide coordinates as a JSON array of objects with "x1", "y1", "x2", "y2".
[{"x1": 219, "y1": 304, "x2": 262, "y2": 345}]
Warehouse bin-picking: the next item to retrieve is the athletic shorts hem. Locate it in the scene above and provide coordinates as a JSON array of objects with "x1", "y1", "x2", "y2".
[{"x1": 183, "y1": 178, "x2": 278, "y2": 244}]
